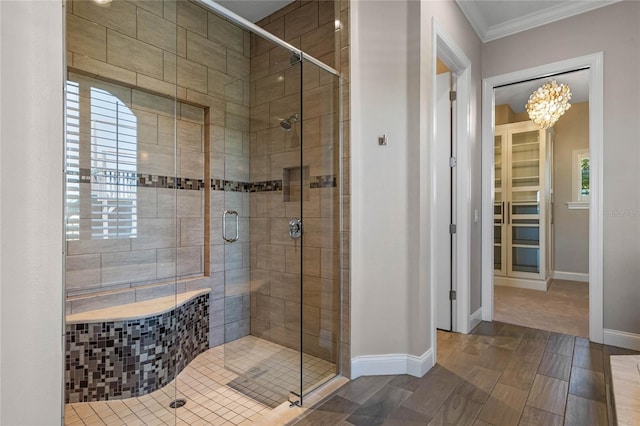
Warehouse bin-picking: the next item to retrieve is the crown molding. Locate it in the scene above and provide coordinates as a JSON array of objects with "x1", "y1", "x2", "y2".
[{"x1": 456, "y1": 0, "x2": 622, "y2": 43}]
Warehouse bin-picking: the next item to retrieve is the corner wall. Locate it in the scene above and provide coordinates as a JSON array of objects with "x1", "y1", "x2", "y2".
[
  {"x1": 0, "y1": 1, "x2": 64, "y2": 424},
  {"x1": 482, "y1": 1, "x2": 640, "y2": 336},
  {"x1": 350, "y1": 0, "x2": 482, "y2": 374}
]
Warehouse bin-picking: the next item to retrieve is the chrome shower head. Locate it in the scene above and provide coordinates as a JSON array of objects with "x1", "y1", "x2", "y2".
[{"x1": 280, "y1": 113, "x2": 299, "y2": 132}]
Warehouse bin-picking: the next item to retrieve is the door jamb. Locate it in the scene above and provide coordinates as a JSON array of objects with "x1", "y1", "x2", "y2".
[
  {"x1": 480, "y1": 53, "x2": 604, "y2": 343},
  {"x1": 429, "y1": 19, "x2": 473, "y2": 365}
]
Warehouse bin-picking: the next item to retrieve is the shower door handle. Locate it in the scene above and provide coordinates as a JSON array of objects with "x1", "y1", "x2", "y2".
[{"x1": 223, "y1": 210, "x2": 239, "y2": 242}]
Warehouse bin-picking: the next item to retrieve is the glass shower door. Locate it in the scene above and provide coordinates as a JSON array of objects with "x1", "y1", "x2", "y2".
[
  {"x1": 222, "y1": 36, "x2": 304, "y2": 408},
  {"x1": 300, "y1": 59, "x2": 341, "y2": 398}
]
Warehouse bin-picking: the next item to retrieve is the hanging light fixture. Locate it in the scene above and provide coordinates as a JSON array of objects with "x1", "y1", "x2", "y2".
[{"x1": 525, "y1": 80, "x2": 572, "y2": 129}]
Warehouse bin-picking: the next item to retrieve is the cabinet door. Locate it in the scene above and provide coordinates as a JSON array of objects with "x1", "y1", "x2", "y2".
[
  {"x1": 494, "y1": 131, "x2": 507, "y2": 276},
  {"x1": 507, "y1": 126, "x2": 545, "y2": 279}
]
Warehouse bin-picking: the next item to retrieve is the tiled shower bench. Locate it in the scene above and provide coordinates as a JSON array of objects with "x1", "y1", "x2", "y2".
[{"x1": 65, "y1": 289, "x2": 210, "y2": 403}]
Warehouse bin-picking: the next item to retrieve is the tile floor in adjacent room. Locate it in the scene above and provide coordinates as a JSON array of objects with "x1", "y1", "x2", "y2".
[
  {"x1": 291, "y1": 321, "x2": 640, "y2": 426},
  {"x1": 65, "y1": 335, "x2": 336, "y2": 426},
  {"x1": 494, "y1": 279, "x2": 589, "y2": 338}
]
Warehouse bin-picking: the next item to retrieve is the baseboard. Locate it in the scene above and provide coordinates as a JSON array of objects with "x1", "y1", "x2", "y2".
[
  {"x1": 552, "y1": 271, "x2": 589, "y2": 283},
  {"x1": 603, "y1": 329, "x2": 640, "y2": 351},
  {"x1": 469, "y1": 307, "x2": 482, "y2": 332},
  {"x1": 494, "y1": 275, "x2": 549, "y2": 291},
  {"x1": 351, "y1": 349, "x2": 434, "y2": 379}
]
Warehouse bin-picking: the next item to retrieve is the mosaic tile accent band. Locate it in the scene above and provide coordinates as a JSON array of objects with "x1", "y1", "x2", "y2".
[
  {"x1": 65, "y1": 294, "x2": 209, "y2": 403},
  {"x1": 69, "y1": 168, "x2": 336, "y2": 192}
]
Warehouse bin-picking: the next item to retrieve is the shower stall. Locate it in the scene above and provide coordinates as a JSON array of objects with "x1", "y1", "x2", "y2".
[{"x1": 63, "y1": 0, "x2": 345, "y2": 423}]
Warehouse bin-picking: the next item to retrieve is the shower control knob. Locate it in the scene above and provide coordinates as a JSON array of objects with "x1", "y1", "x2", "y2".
[{"x1": 288, "y1": 218, "x2": 302, "y2": 239}]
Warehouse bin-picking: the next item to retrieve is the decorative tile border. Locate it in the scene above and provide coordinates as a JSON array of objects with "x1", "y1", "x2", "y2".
[
  {"x1": 69, "y1": 169, "x2": 336, "y2": 192},
  {"x1": 65, "y1": 293, "x2": 209, "y2": 403}
]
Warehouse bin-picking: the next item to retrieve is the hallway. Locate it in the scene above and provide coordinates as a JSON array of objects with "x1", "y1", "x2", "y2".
[{"x1": 291, "y1": 321, "x2": 638, "y2": 425}]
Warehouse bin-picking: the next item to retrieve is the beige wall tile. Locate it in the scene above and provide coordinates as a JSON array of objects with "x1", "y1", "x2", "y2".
[
  {"x1": 269, "y1": 46, "x2": 292, "y2": 75},
  {"x1": 251, "y1": 103, "x2": 270, "y2": 131},
  {"x1": 269, "y1": 93, "x2": 300, "y2": 125},
  {"x1": 227, "y1": 49, "x2": 250, "y2": 79},
  {"x1": 180, "y1": 217, "x2": 204, "y2": 246},
  {"x1": 318, "y1": 0, "x2": 334, "y2": 26},
  {"x1": 153, "y1": 248, "x2": 175, "y2": 279},
  {"x1": 177, "y1": 245, "x2": 203, "y2": 276},
  {"x1": 250, "y1": 50, "x2": 270, "y2": 83},
  {"x1": 130, "y1": 218, "x2": 177, "y2": 250},
  {"x1": 70, "y1": 290, "x2": 135, "y2": 314},
  {"x1": 102, "y1": 249, "x2": 157, "y2": 285},
  {"x1": 72, "y1": 0, "x2": 136, "y2": 38},
  {"x1": 285, "y1": 2, "x2": 319, "y2": 40},
  {"x1": 132, "y1": 89, "x2": 175, "y2": 117},
  {"x1": 303, "y1": 276, "x2": 339, "y2": 310},
  {"x1": 137, "y1": 8, "x2": 177, "y2": 53},
  {"x1": 176, "y1": 0, "x2": 207, "y2": 37},
  {"x1": 72, "y1": 54, "x2": 137, "y2": 86},
  {"x1": 177, "y1": 190, "x2": 203, "y2": 218},
  {"x1": 253, "y1": 18, "x2": 284, "y2": 56},
  {"x1": 224, "y1": 154, "x2": 249, "y2": 182},
  {"x1": 209, "y1": 244, "x2": 224, "y2": 273},
  {"x1": 67, "y1": 14, "x2": 106, "y2": 62},
  {"x1": 176, "y1": 56, "x2": 207, "y2": 92},
  {"x1": 136, "y1": 74, "x2": 179, "y2": 98},
  {"x1": 321, "y1": 248, "x2": 339, "y2": 279},
  {"x1": 208, "y1": 68, "x2": 235, "y2": 99},
  {"x1": 225, "y1": 79, "x2": 244, "y2": 104},
  {"x1": 224, "y1": 128, "x2": 243, "y2": 155},
  {"x1": 107, "y1": 30, "x2": 164, "y2": 80},
  {"x1": 284, "y1": 300, "x2": 301, "y2": 331},
  {"x1": 224, "y1": 243, "x2": 243, "y2": 270},
  {"x1": 226, "y1": 102, "x2": 250, "y2": 131},
  {"x1": 270, "y1": 272, "x2": 301, "y2": 303},
  {"x1": 207, "y1": 12, "x2": 245, "y2": 54},
  {"x1": 251, "y1": 269, "x2": 271, "y2": 294},
  {"x1": 180, "y1": 149, "x2": 205, "y2": 179},
  {"x1": 303, "y1": 304, "x2": 321, "y2": 336},
  {"x1": 137, "y1": 141, "x2": 176, "y2": 175},
  {"x1": 65, "y1": 254, "x2": 102, "y2": 290},
  {"x1": 301, "y1": 21, "x2": 335, "y2": 59},
  {"x1": 135, "y1": 283, "x2": 176, "y2": 302},
  {"x1": 304, "y1": 246, "x2": 322, "y2": 277},
  {"x1": 177, "y1": 119, "x2": 204, "y2": 152},
  {"x1": 269, "y1": 297, "x2": 286, "y2": 326},
  {"x1": 186, "y1": 31, "x2": 227, "y2": 73},
  {"x1": 285, "y1": 245, "x2": 301, "y2": 274},
  {"x1": 136, "y1": 0, "x2": 164, "y2": 18},
  {"x1": 225, "y1": 268, "x2": 250, "y2": 296},
  {"x1": 250, "y1": 154, "x2": 270, "y2": 182},
  {"x1": 163, "y1": 0, "x2": 177, "y2": 23},
  {"x1": 136, "y1": 187, "x2": 158, "y2": 219},
  {"x1": 257, "y1": 243, "x2": 285, "y2": 272},
  {"x1": 67, "y1": 237, "x2": 131, "y2": 256},
  {"x1": 181, "y1": 103, "x2": 205, "y2": 123},
  {"x1": 255, "y1": 73, "x2": 285, "y2": 105},
  {"x1": 133, "y1": 108, "x2": 158, "y2": 145},
  {"x1": 302, "y1": 82, "x2": 335, "y2": 120}
]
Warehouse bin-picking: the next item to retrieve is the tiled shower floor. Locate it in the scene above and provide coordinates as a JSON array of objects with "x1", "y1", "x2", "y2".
[{"x1": 64, "y1": 336, "x2": 336, "y2": 426}]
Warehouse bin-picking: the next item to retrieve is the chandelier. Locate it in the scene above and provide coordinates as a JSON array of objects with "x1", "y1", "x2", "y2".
[{"x1": 525, "y1": 80, "x2": 572, "y2": 129}]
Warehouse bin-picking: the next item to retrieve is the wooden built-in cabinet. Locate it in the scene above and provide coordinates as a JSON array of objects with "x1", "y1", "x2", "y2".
[{"x1": 494, "y1": 121, "x2": 553, "y2": 291}]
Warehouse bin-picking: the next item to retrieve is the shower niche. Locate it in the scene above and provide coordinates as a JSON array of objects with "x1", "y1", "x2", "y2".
[{"x1": 64, "y1": 0, "x2": 344, "y2": 423}]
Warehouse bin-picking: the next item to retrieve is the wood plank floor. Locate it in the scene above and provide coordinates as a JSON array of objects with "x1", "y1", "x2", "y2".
[
  {"x1": 494, "y1": 280, "x2": 589, "y2": 338},
  {"x1": 290, "y1": 321, "x2": 640, "y2": 426}
]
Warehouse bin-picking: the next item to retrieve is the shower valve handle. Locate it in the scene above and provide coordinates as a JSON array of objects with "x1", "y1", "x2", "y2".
[{"x1": 289, "y1": 218, "x2": 302, "y2": 239}]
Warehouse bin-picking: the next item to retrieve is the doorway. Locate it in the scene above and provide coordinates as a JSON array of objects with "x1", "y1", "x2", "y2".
[
  {"x1": 481, "y1": 53, "x2": 604, "y2": 344},
  {"x1": 491, "y1": 70, "x2": 590, "y2": 337}
]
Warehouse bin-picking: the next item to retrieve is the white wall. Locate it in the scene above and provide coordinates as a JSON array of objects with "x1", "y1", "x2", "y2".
[
  {"x1": 0, "y1": 1, "x2": 64, "y2": 424},
  {"x1": 351, "y1": 0, "x2": 482, "y2": 370},
  {"x1": 483, "y1": 1, "x2": 640, "y2": 334}
]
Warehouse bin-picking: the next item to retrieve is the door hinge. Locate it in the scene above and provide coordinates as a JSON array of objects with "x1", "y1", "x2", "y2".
[
  {"x1": 449, "y1": 90, "x2": 457, "y2": 101},
  {"x1": 449, "y1": 157, "x2": 457, "y2": 167},
  {"x1": 449, "y1": 290, "x2": 457, "y2": 300},
  {"x1": 449, "y1": 224, "x2": 457, "y2": 234}
]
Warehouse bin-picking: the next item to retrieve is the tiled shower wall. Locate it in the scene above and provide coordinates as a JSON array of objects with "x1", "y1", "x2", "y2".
[
  {"x1": 248, "y1": 0, "x2": 345, "y2": 364},
  {"x1": 65, "y1": 0, "x2": 252, "y2": 345}
]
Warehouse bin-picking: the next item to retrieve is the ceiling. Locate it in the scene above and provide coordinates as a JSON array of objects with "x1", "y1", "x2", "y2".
[
  {"x1": 215, "y1": 0, "x2": 295, "y2": 23},
  {"x1": 495, "y1": 69, "x2": 589, "y2": 113},
  {"x1": 455, "y1": 0, "x2": 621, "y2": 42}
]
